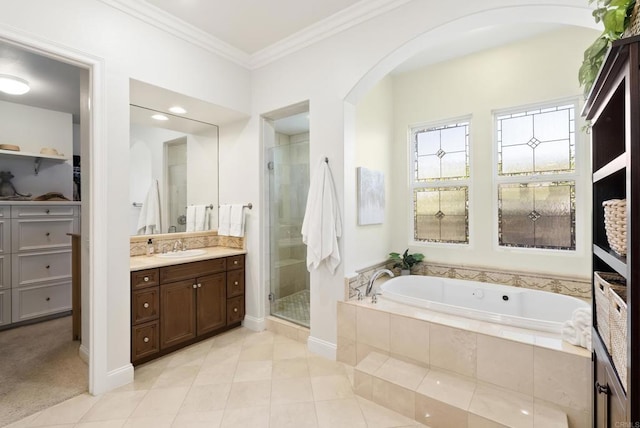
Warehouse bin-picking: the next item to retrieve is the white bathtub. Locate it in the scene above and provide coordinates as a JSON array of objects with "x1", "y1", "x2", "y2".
[{"x1": 379, "y1": 275, "x2": 589, "y2": 333}]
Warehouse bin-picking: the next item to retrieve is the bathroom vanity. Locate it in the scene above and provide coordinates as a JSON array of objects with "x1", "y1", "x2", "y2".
[{"x1": 130, "y1": 248, "x2": 245, "y2": 365}]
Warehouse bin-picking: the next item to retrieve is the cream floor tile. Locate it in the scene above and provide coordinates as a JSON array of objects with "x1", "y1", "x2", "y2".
[
  {"x1": 314, "y1": 398, "x2": 366, "y2": 428},
  {"x1": 220, "y1": 406, "x2": 270, "y2": 428},
  {"x1": 165, "y1": 340, "x2": 213, "y2": 368},
  {"x1": 225, "y1": 380, "x2": 271, "y2": 409},
  {"x1": 80, "y1": 390, "x2": 147, "y2": 422},
  {"x1": 375, "y1": 357, "x2": 428, "y2": 390},
  {"x1": 29, "y1": 393, "x2": 100, "y2": 426},
  {"x1": 192, "y1": 360, "x2": 237, "y2": 386},
  {"x1": 171, "y1": 410, "x2": 224, "y2": 428},
  {"x1": 271, "y1": 377, "x2": 314, "y2": 404},
  {"x1": 270, "y1": 402, "x2": 319, "y2": 428},
  {"x1": 238, "y1": 343, "x2": 274, "y2": 361},
  {"x1": 151, "y1": 365, "x2": 200, "y2": 389},
  {"x1": 122, "y1": 416, "x2": 174, "y2": 428},
  {"x1": 75, "y1": 420, "x2": 126, "y2": 428},
  {"x1": 272, "y1": 357, "x2": 310, "y2": 379},
  {"x1": 129, "y1": 387, "x2": 190, "y2": 418},
  {"x1": 273, "y1": 338, "x2": 308, "y2": 360},
  {"x1": 202, "y1": 344, "x2": 242, "y2": 366},
  {"x1": 242, "y1": 330, "x2": 275, "y2": 347},
  {"x1": 356, "y1": 396, "x2": 421, "y2": 428},
  {"x1": 177, "y1": 383, "x2": 231, "y2": 413},
  {"x1": 233, "y1": 360, "x2": 273, "y2": 382},
  {"x1": 307, "y1": 356, "x2": 347, "y2": 377},
  {"x1": 311, "y1": 374, "x2": 355, "y2": 401}
]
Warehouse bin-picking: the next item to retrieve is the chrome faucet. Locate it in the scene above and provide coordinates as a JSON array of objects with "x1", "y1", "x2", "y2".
[
  {"x1": 366, "y1": 269, "x2": 394, "y2": 297},
  {"x1": 173, "y1": 239, "x2": 182, "y2": 252}
]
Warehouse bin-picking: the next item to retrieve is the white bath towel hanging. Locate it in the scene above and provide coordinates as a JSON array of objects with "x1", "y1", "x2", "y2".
[
  {"x1": 229, "y1": 204, "x2": 245, "y2": 237},
  {"x1": 194, "y1": 205, "x2": 208, "y2": 232},
  {"x1": 136, "y1": 179, "x2": 161, "y2": 234},
  {"x1": 301, "y1": 158, "x2": 342, "y2": 274},
  {"x1": 218, "y1": 204, "x2": 231, "y2": 236}
]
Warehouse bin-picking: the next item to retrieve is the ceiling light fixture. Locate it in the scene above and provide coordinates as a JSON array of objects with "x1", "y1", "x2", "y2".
[
  {"x1": 151, "y1": 114, "x2": 169, "y2": 121},
  {"x1": 0, "y1": 74, "x2": 30, "y2": 95},
  {"x1": 169, "y1": 106, "x2": 187, "y2": 114}
]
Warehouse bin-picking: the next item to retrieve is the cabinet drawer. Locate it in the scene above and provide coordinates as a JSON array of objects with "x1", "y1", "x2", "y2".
[
  {"x1": 12, "y1": 218, "x2": 75, "y2": 252},
  {"x1": 0, "y1": 206, "x2": 9, "y2": 218},
  {"x1": 227, "y1": 255, "x2": 244, "y2": 271},
  {"x1": 12, "y1": 251, "x2": 71, "y2": 287},
  {"x1": 131, "y1": 269, "x2": 159, "y2": 290},
  {"x1": 11, "y1": 205, "x2": 77, "y2": 218},
  {"x1": 226, "y1": 269, "x2": 244, "y2": 298},
  {"x1": 227, "y1": 295, "x2": 244, "y2": 325},
  {"x1": 160, "y1": 258, "x2": 226, "y2": 283},
  {"x1": 0, "y1": 289, "x2": 10, "y2": 327},
  {"x1": 132, "y1": 287, "x2": 159, "y2": 325},
  {"x1": 0, "y1": 256, "x2": 10, "y2": 290},
  {"x1": 132, "y1": 320, "x2": 160, "y2": 362},
  {"x1": 0, "y1": 220, "x2": 10, "y2": 254},
  {"x1": 11, "y1": 281, "x2": 71, "y2": 322}
]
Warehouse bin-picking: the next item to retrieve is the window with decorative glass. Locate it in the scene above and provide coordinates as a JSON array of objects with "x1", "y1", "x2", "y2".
[
  {"x1": 411, "y1": 119, "x2": 470, "y2": 244},
  {"x1": 495, "y1": 102, "x2": 576, "y2": 250}
]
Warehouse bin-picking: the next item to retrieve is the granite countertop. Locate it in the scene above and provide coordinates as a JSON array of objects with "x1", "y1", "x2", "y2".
[{"x1": 130, "y1": 246, "x2": 246, "y2": 271}]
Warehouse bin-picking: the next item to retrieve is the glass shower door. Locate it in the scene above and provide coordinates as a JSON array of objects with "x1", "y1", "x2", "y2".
[{"x1": 268, "y1": 140, "x2": 310, "y2": 327}]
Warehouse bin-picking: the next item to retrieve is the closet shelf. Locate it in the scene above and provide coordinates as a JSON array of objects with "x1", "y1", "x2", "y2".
[
  {"x1": 593, "y1": 244, "x2": 627, "y2": 279},
  {"x1": 0, "y1": 148, "x2": 70, "y2": 175},
  {"x1": 594, "y1": 153, "x2": 626, "y2": 183}
]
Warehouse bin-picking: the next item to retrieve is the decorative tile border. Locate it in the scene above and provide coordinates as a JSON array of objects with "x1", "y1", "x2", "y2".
[
  {"x1": 130, "y1": 231, "x2": 244, "y2": 256},
  {"x1": 347, "y1": 261, "x2": 590, "y2": 300}
]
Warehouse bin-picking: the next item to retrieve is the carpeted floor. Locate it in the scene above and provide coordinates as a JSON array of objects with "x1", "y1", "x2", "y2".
[{"x1": 0, "y1": 316, "x2": 87, "y2": 427}]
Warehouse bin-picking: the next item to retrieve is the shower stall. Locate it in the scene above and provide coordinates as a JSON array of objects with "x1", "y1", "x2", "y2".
[{"x1": 265, "y1": 110, "x2": 310, "y2": 328}]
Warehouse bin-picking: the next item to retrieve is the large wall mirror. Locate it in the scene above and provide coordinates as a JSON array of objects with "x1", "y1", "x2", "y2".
[{"x1": 129, "y1": 80, "x2": 222, "y2": 236}]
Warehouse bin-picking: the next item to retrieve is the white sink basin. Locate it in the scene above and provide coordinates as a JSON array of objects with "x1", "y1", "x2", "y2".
[{"x1": 156, "y1": 249, "x2": 207, "y2": 259}]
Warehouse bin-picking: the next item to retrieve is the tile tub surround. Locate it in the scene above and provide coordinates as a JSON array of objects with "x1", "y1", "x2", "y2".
[
  {"x1": 347, "y1": 261, "x2": 590, "y2": 300},
  {"x1": 130, "y1": 230, "x2": 244, "y2": 256},
  {"x1": 337, "y1": 299, "x2": 591, "y2": 428}
]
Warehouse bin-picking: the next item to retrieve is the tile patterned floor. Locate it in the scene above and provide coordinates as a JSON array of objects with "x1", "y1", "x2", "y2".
[
  {"x1": 6, "y1": 327, "x2": 427, "y2": 428},
  {"x1": 271, "y1": 290, "x2": 310, "y2": 328}
]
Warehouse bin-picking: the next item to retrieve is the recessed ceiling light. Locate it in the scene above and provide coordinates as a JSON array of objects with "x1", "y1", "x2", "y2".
[
  {"x1": 0, "y1": 75, "x2": 30, "y2": 95},
  {"x1": 169, "y1": 106, "x2": 187, "y2": 114},
  {"x1": 151, "y1": 114, "x2": 169, "y2": 121}
]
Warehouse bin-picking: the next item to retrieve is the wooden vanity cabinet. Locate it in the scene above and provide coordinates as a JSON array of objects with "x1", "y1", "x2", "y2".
[{"x1": 131, "y1": 254, "x2": 245, "y2": 365}]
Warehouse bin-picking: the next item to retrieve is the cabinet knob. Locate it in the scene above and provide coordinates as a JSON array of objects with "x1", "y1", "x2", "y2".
[
  {"x1": 46, "y1": 297, "x2": 50, "y2": 301},
  {"x1": 234, "y1": 307, "x2": 238, "y2": 313},
  {"x1": 234, "y1": 281, "x2": 239, "y2": 286},
  {"x1": 143, "y1": 302, "x2": 149, "y2": 308},
  {"x1": 46, "y1": 209, "x2": 50, "y2": 214},
  {"x1": 197, "y1": 283, "x2": 202, "y2": 288},
  {"x1": 233, "y1": 260, "x2": 238, "y2": 265},
  {"x1": 46, "y1": 232, "x2": 50, "y2": 237},
  {"x1": 143, "y1": 337, "x2": 150, "y2": 343},
  {"x1": 143, "y1": 276, "x2": 149, "y2": 282},
  {"x1": 192, "y1": 284, "x2": 197, "y2": 289},
  {"x1": 46, "y1": 265, "x2": 50, "y2": 269},
  {"x1": 596, "y1": 382, "x2": 609, "y2": 395}
]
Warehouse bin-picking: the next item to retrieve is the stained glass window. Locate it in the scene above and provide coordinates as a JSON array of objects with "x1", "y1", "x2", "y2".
[
  {"x1": 415, "y1": 187, "x2": 468, "y2": 243},
  {"x1": 497, "y1": 105, "x2": 575, "y2": 176},
  {"x1": 414, "y1": 122, "x2": 469, "y2": 181},
  {"x1": 498, "y1": 182, "x2": 575, "y2": 250}
]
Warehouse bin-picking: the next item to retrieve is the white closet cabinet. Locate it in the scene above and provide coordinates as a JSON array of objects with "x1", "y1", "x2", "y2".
[{"x1": 10, "y1": 204, "x2": 79, "y2": 323}]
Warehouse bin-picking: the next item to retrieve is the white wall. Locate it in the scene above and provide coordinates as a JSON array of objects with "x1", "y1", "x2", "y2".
[
  {"x1": 0, "y1": 0, "x2": 251, "y2": 394},
  {"x1": 389, "y1": 26, "x2": 598, "y2": 278},
  {"x1": 0, "y1": 100, "x2": 73, "y2": 198}
]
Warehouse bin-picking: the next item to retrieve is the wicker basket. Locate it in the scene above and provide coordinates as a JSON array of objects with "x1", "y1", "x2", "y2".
[
  {"x1": 603, "y1": 199, "x2": 627, "y2": 256},
  {"x1": 594, "y1": 271, "x2": 627, "y2": 354},
  {"x1": 624, "y1": 2, "x2": 640, "y2": 38},
  {"x1": 609, "y1": 286, "x2": 628, "y2": 392}
]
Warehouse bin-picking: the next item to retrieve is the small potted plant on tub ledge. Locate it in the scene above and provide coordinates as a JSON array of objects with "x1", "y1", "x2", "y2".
[{"x1": 389, "y1": 249, "x2": 424, "y2": 275}]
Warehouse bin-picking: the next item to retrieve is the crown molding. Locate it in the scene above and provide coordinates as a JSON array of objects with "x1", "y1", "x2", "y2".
[
  {"x1": 249, "y1": 0, "x2": 413, "y2": 69},
  {"x1": 99, "y1": 0, "x2": 411, "y2": 70},
  {"x1": 99, "y1": 0, "x2": 251, "y2": 68}
]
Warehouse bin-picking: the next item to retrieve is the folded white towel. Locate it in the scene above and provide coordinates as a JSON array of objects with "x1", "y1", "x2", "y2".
[
  {"x1": 185, "y1": 206, "x2": 196, "y2": 232},
  {"x1": 194, "y1": 205, "x2": 208, "y2": 232},
  {"x1": 561, "y1": 307, "x2": 592, "y2": 350},
  {"x1": 218, "y1": 204, "x2": 231, "y2": 236},
  {"x1": 301, "y1": 158, "x2": 342, "y2": 274},
  {"x1": 136, "y1": 180, "x2": 161, "y2": 234},
  {"x1": 229, "y1": 204, "x2": 245, "y2": 237}
]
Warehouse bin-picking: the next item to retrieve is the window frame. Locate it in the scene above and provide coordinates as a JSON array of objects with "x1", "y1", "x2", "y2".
[
  {"x1": 492, "y1": 98, "x2": 582, "y2": 253},
  {"x1": 409, "y1": 115, "x2": 472, "y2": 247}
]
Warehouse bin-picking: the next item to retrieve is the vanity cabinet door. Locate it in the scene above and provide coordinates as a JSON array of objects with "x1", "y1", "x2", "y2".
[
  {"x1": 132, "y1": 320, "x2": 159, "y2": 361},
  {"x1": 160, "y1": 279, "x2": 196, "y2": 350},
  {"x1": 226, "y1": 269, "x2": 244, "y2": 298},
  {"x1": 132, "y1": 287, "x2": 159, "y2": 325},
  {"x1": 227, "y1": 296, "x2": 244, "y2": 325},
  {"x1": 196, "y1": 273, "x2": 226, "y2": 336}
]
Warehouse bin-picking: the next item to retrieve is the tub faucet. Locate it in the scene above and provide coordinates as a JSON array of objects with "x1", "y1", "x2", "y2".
[
  {"x1": 173, "y1": 239, "x2": 182, "y2": 252},
  {"x1": 366, "y1": 269, "x2": 394, "y2": 297}
]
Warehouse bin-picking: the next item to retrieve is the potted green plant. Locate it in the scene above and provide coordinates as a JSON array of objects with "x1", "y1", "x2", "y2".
[
  {"x1": 389, "y1": 249, "x2": 424, "y2": 275},
  {"x1": 579, "y1": 0, "x2": 637, "y2": 97}
]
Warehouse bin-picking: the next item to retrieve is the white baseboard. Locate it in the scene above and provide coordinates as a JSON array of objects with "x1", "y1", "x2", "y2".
[
  {"x1": 78, "y1": 344, "x2": 89, "y2": 364},
  {"x1": 96, "y1": 364, "x2": 134, "y2": 395},
  {"x1": 307, "y1": 335, "x2": 337, "y2": 360},
  {"x1": 242, "y1": 315, "x2": 265, "y2": 332}
]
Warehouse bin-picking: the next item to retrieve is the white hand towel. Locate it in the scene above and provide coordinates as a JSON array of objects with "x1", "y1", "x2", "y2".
[
  {"x1": 561, "y1": 321, "x2": 579, "y2": 346},
  {"x1": 136, "y1": 180, "x2": 161, "y2": 234},
  {"x1": 229, "y1": 204, "x2": 245, "y2": 237},
  {"x1": 194, "y1": 205, "x2": 208, "y2": 232},
  {"x1": 561, "y1": 307, "x2": 592, "y2": 350},
  {"x1": 218, "y1": 204, "x2": 231, "y2": 236},
  {"x1": 301, "y1": 158, "x2": 342, "y2": 274},
  {"x1": 185, "y1": 205, "x2": 196, "y2": 232}
]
